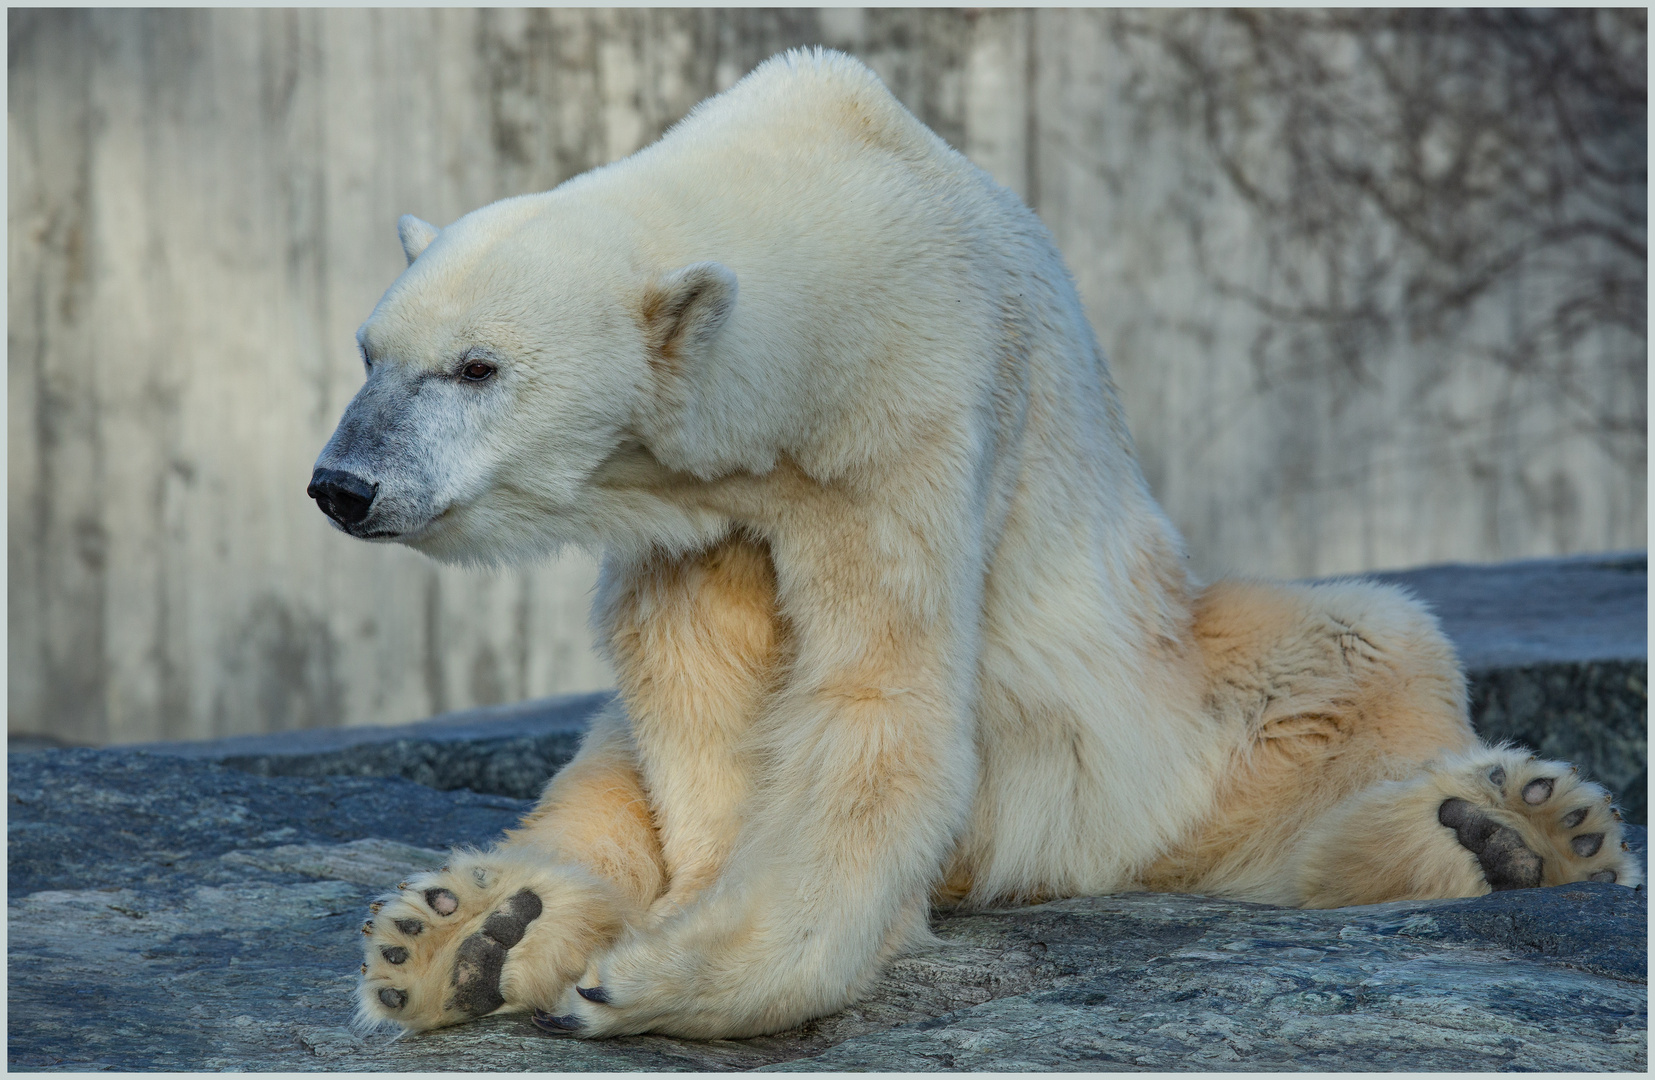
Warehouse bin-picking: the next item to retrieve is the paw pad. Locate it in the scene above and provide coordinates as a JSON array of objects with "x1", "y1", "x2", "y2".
[
  {"x1": 1522, "y1": 777, "x2": 1554, "y2": 805},
  {"x1": 378, "y1": 987, "x2": 407, "y2": 1010},
  {"x1": 1439, "y1": 798, "x2": 1542, "y2": 890},
  {"x1": 444, "y1": 888, "x2": 544, "y2": 1016},
  {"x1": 425, "y1": 888, "x2": 459, "y2": 916},
  {"x1": 481, "y1": 889, "x2": 543, "y2": 947},
  {"x1": 449, "y1": 932, "x2": 509, "y2": 1015}
]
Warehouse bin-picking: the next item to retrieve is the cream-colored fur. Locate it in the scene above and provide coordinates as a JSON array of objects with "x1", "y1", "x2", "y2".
[{"x1": 324, "y1": 49, "x2": 1639, "y2": 1041}]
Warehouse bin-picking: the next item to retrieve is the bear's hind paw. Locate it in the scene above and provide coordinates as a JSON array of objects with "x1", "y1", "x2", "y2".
[
  {"x1": 1437, "y1": 797, "x2": 1542, "y2": 890},
  {"x1": 1440, "y1": 750, "x2": 1641, "y2": 892},
  {"x1": 356, "y1": 853, "x2": 615, "y2": 1034}
]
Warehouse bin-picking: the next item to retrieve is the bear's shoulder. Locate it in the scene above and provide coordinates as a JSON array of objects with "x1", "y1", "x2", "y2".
[
  {"x1": 665, "y1": 47, "x2": 943, "y2": 164},
  {"x1": 733, "y1": 47, "x2": 892, "y2": 102}
]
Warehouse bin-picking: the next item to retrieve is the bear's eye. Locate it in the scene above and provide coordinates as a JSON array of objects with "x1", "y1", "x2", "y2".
[{"x1": 459, "y1": 361, "x2": 496, "y2": 383}]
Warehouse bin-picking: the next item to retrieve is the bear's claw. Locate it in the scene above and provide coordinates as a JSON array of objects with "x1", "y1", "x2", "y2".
[
  {"x1": 532, "y1": 1010, "x2": 583, "y2": 1032},
  {"x1": 575, "y1": 984, "x2": 610, "y2": 1004}
]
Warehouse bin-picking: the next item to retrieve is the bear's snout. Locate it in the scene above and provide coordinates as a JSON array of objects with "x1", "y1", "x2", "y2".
[{"x1": 308, "y1": 468, "x2": 378, "y2": 528}]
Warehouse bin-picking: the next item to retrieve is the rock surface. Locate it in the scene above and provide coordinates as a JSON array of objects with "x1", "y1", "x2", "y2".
[
  {"x1": 8, "y1": 750, "x2": 1647, "y2": 1071},
  {"x1": 11, "y1": 555, "x2": 1646, "y2": 1069},
  {"x1": 127, "y1": 690, "x2": 609, "y2": 802}
]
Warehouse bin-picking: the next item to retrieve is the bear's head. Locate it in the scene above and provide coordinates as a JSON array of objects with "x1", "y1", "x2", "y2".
[{"x1": 309, "y1": 199, "x2": 739, "y2": 565}]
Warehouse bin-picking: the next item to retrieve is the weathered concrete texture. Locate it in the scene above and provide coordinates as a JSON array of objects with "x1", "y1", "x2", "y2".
[
  {"x1": 5, "y1": 750, "x2": 525, "y2": 901},
  {"x1": 11, "y1": 10, "x2": 1644, "y2": 748},
  {"x1": 7, "y1": 750, "x2": 1647, "y2": 1071}
]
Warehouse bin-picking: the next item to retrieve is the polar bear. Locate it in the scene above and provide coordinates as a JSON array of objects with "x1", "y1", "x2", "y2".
[{"x1": 310, "y1": 49, "x2": 1637, "y2": 1040}]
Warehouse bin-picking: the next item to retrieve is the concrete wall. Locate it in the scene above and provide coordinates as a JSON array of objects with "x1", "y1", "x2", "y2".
[{"x1": 10, "y1": 9, "x2": 1644, "y2": 745}]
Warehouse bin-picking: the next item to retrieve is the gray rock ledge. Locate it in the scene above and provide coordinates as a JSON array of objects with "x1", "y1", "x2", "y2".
[{"x1": 7, "y1": 750, "x2": 1647, "y2": 1072}]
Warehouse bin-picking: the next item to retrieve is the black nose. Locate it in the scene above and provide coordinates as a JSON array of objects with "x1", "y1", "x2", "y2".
[{"x1": 308, "y1": 468, "x2": 377, "y2": 527}]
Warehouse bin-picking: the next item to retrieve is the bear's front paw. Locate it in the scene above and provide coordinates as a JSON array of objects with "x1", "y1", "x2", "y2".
[
  {"x1": 529, "y1": 912, "x2": 840, "y2": 1041},
  {"x1": 1440, "y1": 751, "x2": 1642, "y2": 892},
  {"x1": 531, "y1": 916, "x2": 758, "y2": 1040},
  {"x1": 531, "y1": 946, "x2": 664, "y2": 1039},
  {"x1": 355, "y1": 853, "x2": 628, "y2": 1033}
]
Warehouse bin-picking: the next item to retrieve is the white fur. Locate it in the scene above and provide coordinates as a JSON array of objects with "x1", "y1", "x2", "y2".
[{"x1": 326, "y1": 49, "x2": 1638, "y2": 1041}]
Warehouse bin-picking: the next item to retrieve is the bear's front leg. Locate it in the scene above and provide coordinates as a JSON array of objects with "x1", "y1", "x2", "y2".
[
  {"x1": 595, "y1": 533, "x2": 785, "y2": 916},
  {"x1": 536, "y1": 519, "x2": 980, "y2": 1039}
]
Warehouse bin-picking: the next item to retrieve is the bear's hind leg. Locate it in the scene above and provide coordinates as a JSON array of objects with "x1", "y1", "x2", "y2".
[
  {"x1": 1292, "y1": 745, "x2": 1641, "y2": 908},
  {"x1": 356, "y1": 705, "x2": 664, "y2": 1032},
  {"x1": 356, "y1": 851, "x2": 633, "y2": 1032},
  {"x1": 1143, "y1": 577, "x2": 1478, "y2": 903}
]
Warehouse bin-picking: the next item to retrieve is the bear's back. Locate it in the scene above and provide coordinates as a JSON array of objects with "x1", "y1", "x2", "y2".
[{"x1": 560, "y1": 48, "x2": 1023, "y2": 269}]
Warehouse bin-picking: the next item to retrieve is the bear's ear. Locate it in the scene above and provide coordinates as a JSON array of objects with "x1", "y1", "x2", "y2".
[
  {"x1": 639, "y1": 262, "x2": 737, "y2": 367},
  {"x1": 397, "y1": 215, "x2": 440, "y2": 265}
]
